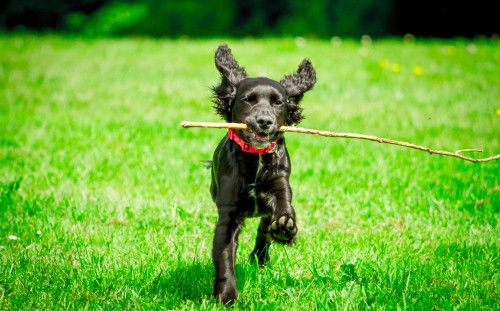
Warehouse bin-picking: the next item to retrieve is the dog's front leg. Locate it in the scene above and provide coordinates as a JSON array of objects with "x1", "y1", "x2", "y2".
[
  {"x1": 212, "y1": 209, "x2": 242, "y2": 304},
  {"x1": 265, "y1": 177, "x2": 298, "y2": 244}
]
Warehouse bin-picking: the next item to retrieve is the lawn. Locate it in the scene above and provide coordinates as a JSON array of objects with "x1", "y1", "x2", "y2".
[{"x1": 0, "y1": 35, "x2": 498, "y2": 310}]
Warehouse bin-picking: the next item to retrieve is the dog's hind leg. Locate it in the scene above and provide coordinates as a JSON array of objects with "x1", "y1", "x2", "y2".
[
  {"x1": 212, "y1": 211, "x2": 242, "y2": 304},
  {"x1": 249, "y1": 216, "x2": 272, "y2": 266}
]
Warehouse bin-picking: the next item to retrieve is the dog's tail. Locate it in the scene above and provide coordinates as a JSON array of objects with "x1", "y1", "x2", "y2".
[{"x1": 201, "y1": 160, "x2": 213, "y2": 169}]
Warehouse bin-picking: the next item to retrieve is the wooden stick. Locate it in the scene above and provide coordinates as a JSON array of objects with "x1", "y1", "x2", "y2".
[{"x1": 181, "y1": 121, "x2": 500, "y2": 163}]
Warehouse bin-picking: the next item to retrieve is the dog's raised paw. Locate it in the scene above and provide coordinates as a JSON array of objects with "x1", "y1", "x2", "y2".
[{"x1": 269, "y1": 214, "x2": 297, "y2": 243}]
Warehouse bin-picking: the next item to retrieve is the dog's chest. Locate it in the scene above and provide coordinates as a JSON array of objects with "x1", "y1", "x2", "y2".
[
  {"x1": 246, "y1": 154, "x2": 262, "y2": 193},
  {"x1": 246, "y1": 155, "x2": 273, "y2": 217}
]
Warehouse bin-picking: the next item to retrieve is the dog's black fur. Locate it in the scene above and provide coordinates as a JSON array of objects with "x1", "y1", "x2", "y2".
[{"x1": 209, "y1": 45, "x2": 316, "y2": 304}]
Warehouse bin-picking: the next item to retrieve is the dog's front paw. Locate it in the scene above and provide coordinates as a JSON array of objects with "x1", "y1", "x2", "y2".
[{"x1": 269, "y1": 214, "x2": 297, "y2": 244}]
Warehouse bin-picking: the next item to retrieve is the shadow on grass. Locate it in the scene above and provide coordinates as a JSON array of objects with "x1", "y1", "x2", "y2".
[
  {"x1": 146, "y1": 261, "x2": 213, "y2": 303},
  {"x1": 146, "y1": 260, "x2": 251, "y2": 305}
]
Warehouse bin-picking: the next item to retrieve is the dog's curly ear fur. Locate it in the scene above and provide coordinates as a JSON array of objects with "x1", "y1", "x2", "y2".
[
  {"x1": 212, "y1": 45, "x2": 247, "y2": 121},
  {"x1": 280, "y1": 59, "x2": 316, "y2": 125}
]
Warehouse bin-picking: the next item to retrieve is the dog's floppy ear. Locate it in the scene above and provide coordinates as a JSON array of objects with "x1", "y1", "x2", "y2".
[
  {"x1": 214, "y1": 45, "x2": 247, "y2": 86},
  {"x1": 280, "y1": 59, "x2": 316, "y2": 98},
  {"x1": 280, "y1": 59, "x2": 316, "y2": 125},
  {"x1": 212, "y1": 44, "x2": 247, "y2": 121}
]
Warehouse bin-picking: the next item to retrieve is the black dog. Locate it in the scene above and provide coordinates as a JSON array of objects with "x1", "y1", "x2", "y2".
[{"x1": 209, "y1": 45, "x2": 316, "y2": 304}]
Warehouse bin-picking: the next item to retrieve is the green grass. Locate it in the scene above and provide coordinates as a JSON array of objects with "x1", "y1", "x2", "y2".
[{"x1": 0, "y1": 35, "x2": 499, "y2": 310}]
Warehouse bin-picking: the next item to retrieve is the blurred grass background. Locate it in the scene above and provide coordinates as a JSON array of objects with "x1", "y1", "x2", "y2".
[
  {"x1": 1, "y1": 0, "x2": 498, "y2": 38},
  {"x1": 0, "y1": 35, "x2": 498, "y2": 309}
]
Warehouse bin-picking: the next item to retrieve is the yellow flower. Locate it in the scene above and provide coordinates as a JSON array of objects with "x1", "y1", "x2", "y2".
[
  {"x1": 391, "y1": 63, "x2": 401, "y2": 73},
  {"x1": 496, "y1": 108, "x2": 500, "y2": 116},
  {"x1": 413, "y1": 65, "x2": 424, "y2": 76},
  {"x1": 379, "y1": 59, "x2": 389, "y2": 68}
]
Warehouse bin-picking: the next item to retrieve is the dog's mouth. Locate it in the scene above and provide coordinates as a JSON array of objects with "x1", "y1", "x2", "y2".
[
  {"x1": 240, "y1": 127, "x2": 276, "y2": 148},
  {"x1": 250, "y1": 128, "x2": 270, "y2": 141}
]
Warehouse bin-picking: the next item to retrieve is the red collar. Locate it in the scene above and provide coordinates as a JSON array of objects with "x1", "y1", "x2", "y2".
[{"x1": 228, "y1": 128, "x2": 277, "y2": 154}]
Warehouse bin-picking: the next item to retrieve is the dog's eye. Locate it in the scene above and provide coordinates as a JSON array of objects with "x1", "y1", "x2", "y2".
[
  {"x1": 270, "y1": 94, "x2": 284, "y2": 106},
  {"x1": 273, "y1": 99, "x2": 284, "y2": 106},
  {"x1": 242, "y1": 94, "x2": 256, "y2": 103}
]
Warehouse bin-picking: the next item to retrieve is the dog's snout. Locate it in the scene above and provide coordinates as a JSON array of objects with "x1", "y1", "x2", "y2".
[{"x1": 256, "y1": 115, "x2": 274, "y2": 130}]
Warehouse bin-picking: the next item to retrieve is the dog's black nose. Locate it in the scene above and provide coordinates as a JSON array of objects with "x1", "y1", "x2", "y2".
[{"x1": 256, "y1": 116, "x2": 273, "y2": 130}]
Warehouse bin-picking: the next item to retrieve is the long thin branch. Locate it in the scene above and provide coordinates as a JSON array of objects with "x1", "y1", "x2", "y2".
[{"x1": 180, "y1": 121, "x2": 500, "y2": 163}]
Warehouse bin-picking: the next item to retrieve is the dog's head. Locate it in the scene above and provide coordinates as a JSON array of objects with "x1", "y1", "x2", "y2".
[{"x1": 212, "y1": 44, "x2": 316, "y2": 148}]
